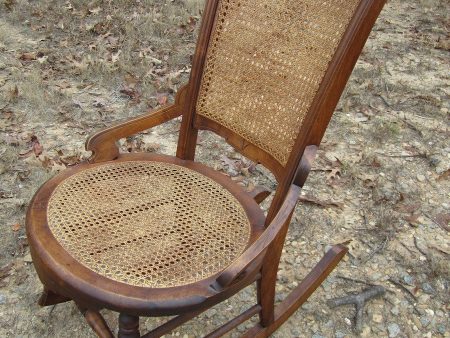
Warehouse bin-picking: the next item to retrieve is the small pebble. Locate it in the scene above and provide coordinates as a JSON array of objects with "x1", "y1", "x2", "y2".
[
  {"x1": 302, "y1": 303, "x2": 313, "y2": 310},
  {"x1": 421, "y1": 282, "x2": 435, "y2": 294},
  {"x1": 420, "y1": 316, "x2": 431, "y2": 327},
  {"x1": 387, "y1": 323, "x2": 401, "y2": 337},
  {"x1": 0, "y1": 294, "x2": 6, "y2": 305},
  {"x1": 291, "y1": 329, "x2": 301, "y2": 336},
  {"x1": 206, "y1": 309, "x2": 217, "y2": 318},
  {"x1": 369, "y1": 273, "x2": 382, "y2": 281},
  {"x1": 344, "y1": 318, "x2": 352, "y2": 326},
  {"x1": 416, "y1": 174, "x2": 426, "y2": 182},
  {"x1": 372, "y1": 313, "x2": 383, "y2": 323},
  {"x1": 390, "y1": 306, "x2": 399, "y2": 316},
  {"x1": 360, "y1": 326, "x2": 371, "y2": 337},
  {"x1": 437, "y1": 324, "x2": 446, "y2": 335},
  {"x1": 23, "y1": 253, "x2": 33, "y2": 263},
  {"x1": 402, "y1": 274, "x2": 414, "y2": 285},
  {"x1": 335, "y1": 330, "x2": 345, "y2": 338}
]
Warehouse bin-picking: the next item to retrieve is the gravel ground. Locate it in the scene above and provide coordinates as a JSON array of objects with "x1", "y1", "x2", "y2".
[{"x1": 0, "y1": 0, "x2": 449, "y2": 337}]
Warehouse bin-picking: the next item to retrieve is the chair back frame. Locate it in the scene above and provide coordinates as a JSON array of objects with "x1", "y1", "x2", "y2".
[{"x1": 176, "y1": 0, "x2": 386, "y2": 225}]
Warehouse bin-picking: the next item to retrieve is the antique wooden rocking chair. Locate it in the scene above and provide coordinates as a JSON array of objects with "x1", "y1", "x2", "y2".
[{"x1": 26, "y1": 0, "x2": 386, "y2": 337}]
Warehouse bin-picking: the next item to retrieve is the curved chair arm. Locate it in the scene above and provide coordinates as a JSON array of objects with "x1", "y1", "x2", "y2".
[
  {"x1": 215, "y1": 184, "x2": 301, "y2": 289},
  {"x1": 85, "y1": 85, "x2": 189, "y2": 163}
]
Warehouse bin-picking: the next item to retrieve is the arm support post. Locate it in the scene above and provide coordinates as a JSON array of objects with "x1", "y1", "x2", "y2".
[
  {"x1": 216, "y1": 184, "x2": 301, "y2": 288},
  {"x1": 86, "y1": 85, "x2": 188, "y2": 163}
]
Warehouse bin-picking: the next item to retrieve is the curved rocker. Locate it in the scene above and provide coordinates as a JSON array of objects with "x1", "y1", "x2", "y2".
[{"x1": 26, "y1": 0, "x2": 387, "y2": 337}]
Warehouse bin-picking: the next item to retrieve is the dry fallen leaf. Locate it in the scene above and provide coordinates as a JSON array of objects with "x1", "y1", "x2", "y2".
[
  {"x1": 434, "y1": 213, "x2": 450, "y2": 232},
  {"x1": 39, "y1": 155, "x2": 54, "y2": 169},
  {"x1": 31, "y1": 135, "x2": 43, "y2": 156},
  {"x1": 120, "y1": 86, "x2": 141, "y2": 103},
  {"x1": 299, "y1": 194, "x2": 344, "y2": 209},
  {"x1": 157, "y1": 93, "x2": 168, "y2": 106},
  {"x1": 59, "y1": 154, "x2": 82, "y2": 166},
  {"x1": 326, "y1": 167, "x2": 341, "y2": 185},
  {"x1": 404, "y1": 213, "x2": 421, "y2": 226},
  {"x1": 395, "y1": 202, "x2": 421, "y2": 214},
  {"x1": 19, "y1": 135, "x2": 43, "y2": 158},
  {"x1": 220, "y1": 155, "x2": 237, "y2": 169},
  {"x1": 437, "y1": 169, "x2": 449, "y2": 181},
  {"x1": 19, "y1": 52, "x2": 37, "y2": 61},
  {"x1": 4, "y1": 0, "x2": 16, "y2": 11},
  {"x1": 11, "y1": 223, "x2": 21, "y2": 231},
  {"x1": 145, "y1": 143, "x2": 161, "y2": 153},
  {"x1": 0, "y1": 263, "x2": 13, "y2": 282},
  {"x1": 10, "y1": 85, "x2": 19, "y2": 101}
]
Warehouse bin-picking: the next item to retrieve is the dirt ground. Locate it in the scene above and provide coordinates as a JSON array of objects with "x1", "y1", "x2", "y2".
[{"x1": 0, "y1": 0, "x2": 449, "y2": 337}]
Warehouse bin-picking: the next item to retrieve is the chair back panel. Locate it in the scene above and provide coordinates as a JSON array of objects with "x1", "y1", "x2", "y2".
[{"x1": 196, "y1": 0, "x2": 361, "y2": 166}]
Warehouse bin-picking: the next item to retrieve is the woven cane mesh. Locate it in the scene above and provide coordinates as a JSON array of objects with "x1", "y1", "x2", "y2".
[
  {"x1": 197, "y1": 0, "x2": 360, "y2": 165},
  {"x1": 47, "y1": 161, "x2": 251, "y2": 288}
]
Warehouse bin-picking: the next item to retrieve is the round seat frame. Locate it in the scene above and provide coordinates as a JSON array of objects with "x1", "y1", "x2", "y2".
[{"x1": 27, "y1": 153, "x2": 265, "y2": 316}]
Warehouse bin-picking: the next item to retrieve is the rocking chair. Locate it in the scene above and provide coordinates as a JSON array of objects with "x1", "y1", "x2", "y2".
[{"x1": 26, "y1": 0, "x2": 387, "y2": 337}]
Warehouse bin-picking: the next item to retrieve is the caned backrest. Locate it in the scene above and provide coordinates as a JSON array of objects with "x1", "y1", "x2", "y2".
[
  {"x1": 178, "y1": 0, "x2": 386, "y2": 222},
  {"x1": 196, "y1": 0, "x2": 360, "y2": 166}
]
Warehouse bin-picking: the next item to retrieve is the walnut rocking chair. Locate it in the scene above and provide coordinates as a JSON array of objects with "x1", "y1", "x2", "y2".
[{"x1": 26, "y1": 0, "x2": 386, "y2": 337}]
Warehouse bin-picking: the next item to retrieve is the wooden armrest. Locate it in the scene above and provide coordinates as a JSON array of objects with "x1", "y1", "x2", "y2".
[
  {"x1": 215, "y1": 184, "x2": 301, "y2": 289},
  {"x1": 85, "y1": 85, "x2": 189, "y2": 163}
]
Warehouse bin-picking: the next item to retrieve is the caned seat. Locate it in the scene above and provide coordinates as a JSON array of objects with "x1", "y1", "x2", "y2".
[
  {"x1": 45, "y1": 159, "x2": 260, "y2": 289},
  {"x1": 28, "y1": 153, "x2": 265, "y2": 315}
]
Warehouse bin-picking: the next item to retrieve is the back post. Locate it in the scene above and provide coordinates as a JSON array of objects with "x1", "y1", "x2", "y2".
[
  {"x1": 176, "y1": 0, "x2": 220, "y2": 160},
  {"x1": 255, "y1": 0, "x2": 387, "y2": 331}
]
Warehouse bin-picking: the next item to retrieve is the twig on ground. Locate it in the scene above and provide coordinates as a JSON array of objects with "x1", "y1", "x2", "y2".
[
  {"x1": 327, "y1": 285, "x2": 386, "y2": 332},
  {"x1": 360, "y1": 236, "x2": 389, "y2": 265},
  {"x1": 398, "y1": 240, "x2": 415, "y2": 255},
  {"x1": 0, "y1": 100, "x2": 11, "y2": 111},
  {"x1": 424, "y1": 213, "x2": 450, "y2": 232},
  {"x1": 387, "y1": 278, "x2": 417, "y2": 301},
  {"x1": 298, "y1": 194, "x2": 344, "y2": 209},
  {"x1": 413, "y1": 236, "x2": 428, "y2": 257},
  {"x1": 336, "y1": 275, "x2": 376, "y2": 286},
  {"x1": 49, "y1": 304, "x2": 57, "y2": 316},
  {"x1": 388, "y1": 278, "x2": 421, "y2": 316},
  {"x1": 374, "y1": 151, "x2": 432, "y2": 158}
]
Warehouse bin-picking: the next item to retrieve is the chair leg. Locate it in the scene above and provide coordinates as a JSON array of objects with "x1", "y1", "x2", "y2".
[
  {"x1": 118, "y1": 313, "x2": 140, "y2": 338},
  {"x1": 38, "y1": 287, "x2": 71, "y2": 306},
  {"x1": 244, "y1": 244, "x2": 349, "y2": 337},
  {"x1": 257, "y1": 263, "x2": 277, "y2": 326},
  {"x1": 80, "y1": 308, "x2": 114, "y2": 338},
  {"x1": 257, "y1": 221, "x2": 290, "y2": 327}
]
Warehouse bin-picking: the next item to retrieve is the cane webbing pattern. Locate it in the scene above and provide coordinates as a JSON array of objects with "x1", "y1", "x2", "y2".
[
  {"x1": 47, "y1": 161, "x2": 251, "y2": 288},
  {"x1": 197, "y1": 0, "x2": 360, "y2": 165}
]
